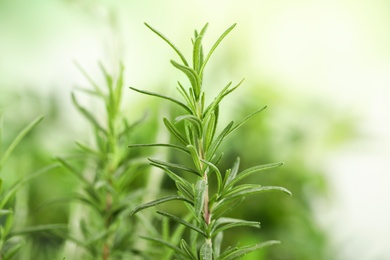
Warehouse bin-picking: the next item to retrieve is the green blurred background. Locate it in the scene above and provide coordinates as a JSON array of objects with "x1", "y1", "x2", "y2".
[{"x1": 1, "y1": 0, "x2": 390, "y2": 259}]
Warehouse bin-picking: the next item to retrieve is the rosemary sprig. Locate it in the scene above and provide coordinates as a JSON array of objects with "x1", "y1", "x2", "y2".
[{"x1": 130, "y1": 23, "x2": 291, "y2": 259}]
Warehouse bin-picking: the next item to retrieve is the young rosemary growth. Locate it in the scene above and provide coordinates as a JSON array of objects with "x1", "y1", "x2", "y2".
[
  {"x1": 59, "y1": 64, "x2": 147, "y2": 259},
  {"x1": 130, "y1": 23, "x2": 291, "y2": 259},
  {"x1": 0, "y1": 115, "x2": 63, "y2": 260}
]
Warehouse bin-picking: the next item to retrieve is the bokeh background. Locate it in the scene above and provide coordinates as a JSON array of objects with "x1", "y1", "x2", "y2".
[{"x1": 1, "y1": 0, "x2": 390, "y2": 259}]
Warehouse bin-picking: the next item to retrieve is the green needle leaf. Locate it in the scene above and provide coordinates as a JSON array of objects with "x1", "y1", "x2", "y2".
[
  {"x1": 130, "y1": 86, "x2": 193, "y2": 113},
  {"x1": 10, "y1": 224, "x2": 67, "y2": 236},
  {"x1": 149, "y1": 158, "x2": 200, "y2": 176},
  {"x1": 0, "y1": 164, "x2": 60, "y2": 209},
  {"x1": 176, "y1": 181, "x2": 195, "y2": 201},
  {"x1": 180, "y1": 239, "x2": 198, "y2": 260},
  {"x1": 212, "y1": 197, "x2": 245, "y2": 220},
  {"x1": 200, "y1": 23, "x2": 236, "y2": 77},
  {"x1": 214, "y1": 232, "x2": 223, "y2": 258},
  {"x1": 223, "y1": 158, "x2": 241, "y2": 189},
  {"x1": 140, "y1": 236, "x2": 188, "y2": 257},
  {"x1": 75, "y1": 141, "x2": 103, "y2": 158},
  {"x1": 71, "y1": 93, "x2": 106, "y2": 134},
  {"x1": 145, "y1": 22, "x2": 189, "y2": 66},
  {"x1": 171, "y1": 60, "x2": 201, "y2": 99},
  {"x1": 193, "y1": 23, "x2": 208, "y2": 73},
  {"x1": 203, "y1": 81, "x2": 232, "y2": 119},
  {"x1": 226, "y1": 162, "x2": 284, "y2": 189},
  {"x1": 200, "y1": 239, "x2": 213, "y2": 260},
  {"x1": 226, "y1": 106, "x2": 267, "y2": 137},
  {"x1": 128, "y1": 143, "x2": 190, "y2": 155},
  {"x1": 218, "y1": 240, "x2": 280, "y2": 260},
  {"x1": 187, "y1": 145, "x2": 202, "y2": 173},
  {"x1": 206, "y1": 121, "x2": 234, "y2": 160},
  {"x1": 149, "y1": 163, "x2": 193, "y2": 193},
  {"x1": 175, "y1": 115, "x2": 203, "y2": 136},
  {"x1": 157, "y1": 211, "x2": 207, "y2": 238},
  {"x1": 130, "y1": 195, "x2": 193, "y2": 216},
  {"x1": 194, "y1": 179, "x2": 207, "y2": 221},
  {"x1": 57, "y1": 157, "x2": 90, "y2": 185},
  {"x1": 204, "y1": 79, "x2": 244, "y2": 121},
  {"x1": 177, "y1": 81, "x2": 196, "y2": 113},
  {"x1": 204, "y1": 111, "x2": 217, "y2": 152},
  {"x1": 74, "y1": 61, "x2": 104, "y2": 97},
  {"x1": 212, "y1": 218, "x2": 260, "y2": 237},
  {"x1": 200, "y1": 159, "x2": 223, "y2": 195},
  {"x1": 0, "y1": 115, "x2": 44, "y2": 170},
  {"x1": 163, "y1": 118, "x2": 189, "y2": 146},
  {"x1": 222, "y1": 185, "x2": 292, "y2": 203}
]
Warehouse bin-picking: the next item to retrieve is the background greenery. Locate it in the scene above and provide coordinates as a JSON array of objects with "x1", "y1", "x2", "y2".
[{"x1": 1, "y1": 0, "x2": 389, "y2": 259}]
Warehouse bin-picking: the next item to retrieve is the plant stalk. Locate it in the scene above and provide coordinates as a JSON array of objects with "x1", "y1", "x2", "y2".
[{"x1": 197, "y1": 101, "x2": 212, "y2": 243}]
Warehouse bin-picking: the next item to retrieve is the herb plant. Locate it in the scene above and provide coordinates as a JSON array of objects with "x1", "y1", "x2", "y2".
[
  {"x1": 0, "y1": 115, "x2": 63, "y2": 260},
  {"x1": 130, "y1": 23, "x2": 291, "y2": 259},
  {"x1": 58, "y1": 64, "x2": 149, "y2": 259}
]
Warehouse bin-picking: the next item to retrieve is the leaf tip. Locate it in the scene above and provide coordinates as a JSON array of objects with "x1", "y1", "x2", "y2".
[
  {"x1": 284, "y1": 188, "x2": 293, "y2": 196},
  {"x1": 129, "y1": 209, "x2": 137, "y2": 216}
]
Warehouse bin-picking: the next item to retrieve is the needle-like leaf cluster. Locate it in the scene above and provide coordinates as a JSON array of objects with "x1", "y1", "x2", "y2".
[
  {"x1": 130, "y1": 23, "x2": 291, "y2": 259},
  {"x1": 58, "y1": 64, "x2": 147, "y2": 259},
  {"x1": 0, "y1": 116, "x2": 64, "y2": 259}
]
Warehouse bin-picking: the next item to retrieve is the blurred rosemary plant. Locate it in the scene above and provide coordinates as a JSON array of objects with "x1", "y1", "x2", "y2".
[
  {"x1": 130, "y1": 23, "x2": 291, "y2": 259},
  {"x1": 0, "y1": 115, "x2": 63, "y2": 259},
  {"x1": 58, "y1": 64, "x2": 148, "y2": 259}
]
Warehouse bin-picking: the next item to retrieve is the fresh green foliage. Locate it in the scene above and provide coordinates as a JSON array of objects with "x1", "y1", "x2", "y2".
[
  {"x1": 58, "y1": 63, "x2": 149, "y2": 259},
  {"x1": 130, "y1": 23, "x2": 291, "y2": 259},
  {"x1": 0, "y1": 116, "x2": 44, "y2": 172},
  {"x1": 0, "y1": 115, "x2": 64, "y2": 260},
  {"x1": 220, "y1": 95, "x2": 341, "y2": 260}
]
